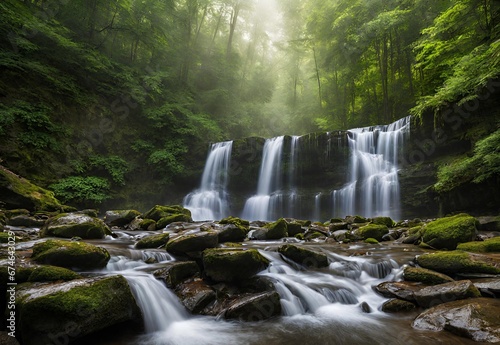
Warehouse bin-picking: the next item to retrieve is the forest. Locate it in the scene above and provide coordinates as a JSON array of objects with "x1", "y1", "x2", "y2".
[{"x1": 0, "y1": 0, "x2": 499, "y2": 209}]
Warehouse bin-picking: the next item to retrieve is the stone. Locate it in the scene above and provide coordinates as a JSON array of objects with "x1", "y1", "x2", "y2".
[
  {"x1": 138, "y1": 219, "x2": 156, "y2": 231},
  {"x1": 329, "y1": 222, "x2": 348, "y2": 232},
  {"x1": 217, "y1": 223, "x2": 247, "y2": 243},
  {"x1": 166, "y1": 231, "x2": 218, "y2": 256},
  {"x1": 104, "y1": 209, "x2": 141, "y2": 227},
  {"x1": 353, "y1": 224, "x2": 389, "y2": 241},
  {"x1": 381, "y1": 298, "x2": 417, "y2": 312},
  {"x1": 374, "y1": 281, "x2": 424, "y2": 302},
  {"x1": 265, "y1": 218, "x2": 288, "y2": 239},
  {"x1": 16, "y1": 275, "x2": 141, "y2": 345},
  {"x1": 202, "y1": 248, "x2": 269, "y2": 283},
  {"x1": 285, "y1": 220, "x2": 304, "y2": 236},
  {"x1": 142, "y1": 205, "x2": 192, "y2": 222},
  {"x1": 224, "y1": 291, "x2": 281, "y2": 321},
  {"x1": 40, "y1": 213, "x2": 111, "y2": 239},
  {"x1": 32, "y1": 239, "x2": 110, "y2": 269},
  {"x1": 135, "y1": 233, "x2": 170, "y2": 249},
  {"x1": 154, "y1": 261, "x2": 200, "y2": 288},
  {"x1": 457, "y1": 236, "x2": 500, "y2": 253},
  {"x1": 416, "y1": 251, "x2": 500, "y2": 276},
  {"x1": 330, "y1": 230, "x2": 349, "y2": 242},
  {"x1": 219, "y1": 216, "x2": 250, "y2": 231},
  {"x1": 412, "y1": 298, "x2": 500, "y2": 343},
  {"x1": 413, "y1": 280, "x2": 481, "y2": 308},
  {"x1": 7, "y1": 215, "x2": 46, "y2": 227},
  {"x1": 403, "y1": 266, "x2": 454, "y2": 285},
  {"x1": 24, "y1": 265, "x2": 81, "y2": 282},
  {"x1": 175, "y1": 278, "x2": 216, "y2": 313},
  {"x1": 345, "y1": 215, "x2": 368, "y2": 224},
  {"x1": 420, "y1": 213, "x2": 478, "y2": 250},
  {"x1": 278, "y1": 244, "x2": 329, "y2": 268},
  {"x1": 370, "y1": 217, "x2": 394, "y2": 228},
  {"x1": 476, "y1": 216, "x2": 500, "y2": 231},
  {"x1": 157, "y1": 214, "x2": 192, "y2": 229},
  {"x1": 472, "y1": 278, "x2": 500, "y2": 297}
]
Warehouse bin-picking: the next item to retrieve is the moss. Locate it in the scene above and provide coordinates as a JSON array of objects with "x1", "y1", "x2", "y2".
[
  {"x1": 457, "y1": 237, "x2": 500, "y2": 253},
  {"x1": 364, "y1": 238, "x2": 380, "y2": 244},
  {"x1": 408, "y1": 226, "x2": 423, "y2": 235},
  {"x1": 285, "y1": 221, "x2": 304, "y2": 236},
  {"x1": 354, "y1": 224, "x2": 389, "y2": 241},
  {"x1": 135, "y1": 233, "x2": 170, "y2": 249},
  {"x1": 166, "y1": 231, "x2": 218, "y2": 255},
  {"x1": 32, "y1": 239, "x2": 110, "y2": 269},
  {"x1": 403, "y1": 266, "x2": 454, "y2": 285},
  {"x1": 265, "y1": 218, "x2": 288, "y2": 239},
  {"x1": 220, "y1": 216, "x2": 250, "y2": 229},
  {"x1": 40, "y1": 213, "x2": 109, "y2": 239},
  {"x1": 330, "y1": 218, "x2": 344, "y2": 223},
  {"x1": 104, "y1": 209, "x2": 141, "y2": 227},
  {"x1": 416, "y1": 250, "x2": 500, "y2": 275},
  {"x1": 27, "y1": 265, "x2": 81, "y2": 282},
  {"x1": 346, "y1": 215, "x2": 368, "y2": 224},
  {"x1": 157, "y1": 214, "x2": 192, "y2": 228},
  {"x1": 143, "y1": 205, "x2": 192, "y2": 222},
  {"x1": 0, "y1": 232, "x2": 10, "y2": 243},
  {"x1": 295, "y1": 233, "x2": 305, "y2": 240},
  {"x1": 278, "y1": 244, "x2": 329, "y2": 268},
  {"x1": 139, "y1": 218, "x2": 156, "y2": 230},
  {"x1": 421, "y1": 213, "x2": 478, "y2": 250},
  {"x1": 371, "y1": 217, "x2": 394, "y2": 228}
]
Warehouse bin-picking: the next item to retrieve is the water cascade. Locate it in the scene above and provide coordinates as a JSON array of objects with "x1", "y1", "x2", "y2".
[
  {"x1": 183, "y1": 141, "x2": 233, "y2": 221},
  {"x1": 332, "y1": 116, "x2": 410, "y2": 219}
]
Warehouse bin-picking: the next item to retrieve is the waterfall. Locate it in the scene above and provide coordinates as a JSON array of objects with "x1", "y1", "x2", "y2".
[
  {"x1": 332, "y1": 116, "x2": 410, "y2": 219},
  {"x1": 242, "y1": 136, "x2": 285, "y2": 221},
  {"x1": 183, "y1": 141, "x2": 233, "y2": 221}
]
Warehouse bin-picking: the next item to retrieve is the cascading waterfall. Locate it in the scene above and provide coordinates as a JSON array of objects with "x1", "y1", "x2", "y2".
[
  {"x1": 242, "y1": 136, "x2": 285, "y2": 221},
  {"x1": 183, "y1": 141, "x2": 233, "y2": 221},
  {"x1": 332, "y1": 116, "x2": 410, "y2": 219}
]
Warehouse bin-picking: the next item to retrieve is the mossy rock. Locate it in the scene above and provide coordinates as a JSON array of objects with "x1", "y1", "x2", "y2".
[
  {"x1": 17, "y1": 275, "x2": 141, "y2": 345},
  {"x1": 421, "y1": 213, "x2": 478, "y2": 250},
  {"x1": 295, "y1": 233, "x2": 305, "y2": 240},
  {"x1": 40, "y1": 213, "x2": 110, "y2": 239},
  {"x1": 265, "y1": 218, "x2": 288, "y2": 240},
  {"x1": 135, "y1": 233, "x2": 170, "y2": 249},
  {"x1": 32, "y1": 239, "x2": 111, "y2": 269},
  {"x1": 157, "y1": 214, "x2": 192, "y2": 229},
  {"x1": 353, "y1": 224, "x2": 389, "y2": 241},
  {"x1": 138, "y1": 218, "x2": 156, "y2": 230},
  {"x1": 154, "y1": 261, "x2": 200, "y2": 288},
  {"x1": 416, "y1": 251, "x2": 500, "y2": 276},
  {"x1": 364, "y1": 238, "x2": 380, "y2": 244},
  {"x1": 330, "y1": 218, "x2": 344, "y2": 223},
  {"x1": 220, "y1": 216, "x2": 250, "y2": 230},
  {"x1": 0, "y1": 232, "x2": 11, "y2": 243},
  {"x1": 371, "y1": 217, "x2": 394, "y2": 228},
  {"x1": 285, "y1": 220, "x2": 304, "y2": 236},
  {"x1": 381, "y1": 298, "x2": 417, "y2": 313},
  {"x1": 457, "y1": 237, "x2": 500, "y2": 253},
  {"x1": 104, "y1": 210, "x2": 141, "y2": 227},
  {"x1": 217, "y1": 224, "x2": 247, "y2": 243},
  {"x1": 8, "y1": 214, "x2": 46, "y2": 227},
  {"x1": 345, "y1": 215, "x2": 368, "y2": 224},
  {"x1": 224, "y1": 291, "x2": 281, "y2": 321},
  {"x1": 25, "y1": 265, "x2": 81, "y2": 282},
  {"x1": 413, "y1": 280, "x2": 481, "y2": 308},
  {"x1": 202, "y1": 248, "x2": 269, "y2": 283},
  {"x1": 143, "y1": 205, "x2": 192, "y2": 222},
  {"x1": 278, "y1": 244, "x2": 329, "y2": 268},
  {"x1": 166, "y1": 231, "x2": 218, "y2": 256},
  {"x1": 403, "y1": 266, "x2": 454, "y2": 285}
]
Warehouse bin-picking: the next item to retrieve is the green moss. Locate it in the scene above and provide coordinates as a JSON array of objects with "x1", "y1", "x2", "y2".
[
  {"x1": 139, "y1": 218, "x2": 156, "y2": 230},
  {"x1": 416, "y1": 250, "x2": 500, "y2": 275},
  {"x1": 371, "y1": 217, "x2": 394, "y2": 228},
  {"x1": 166, "y1": 231, "x2": 218, "y2": 255},
  {"x1": 157, "y1": 214, "x2": 192, "y2": 228},
  {"x1": 364, "y1": 238, "x2": 380, "y2": 244},
  {"x1": 408, "y1": 226, "x2": 423, "y2": 235},
  {"x1": 265, "y1": 218, "x2": 288, "y2": 239},
  {"x1": 403, "y1": 266, "x2": 454, "y2": 285},
  {"x1": 0, "y1": 232, "x2": 10, "y2": 243},
  {"x1": 295, "y1": 233, "x2": 305, "y2": 240},
  {"x1": 421, "y1": 213, "x2": 478, "y2": 250},
  {"x1": 135, "y1": 233, "x2": 170, "y2": 249},
  {"x1": 457, "y1": 237, "x2": 500, "y2": 253},
  {"x1": 143, "y1": 205, "x2": 192, "y2": 222},
  {"x1": 27, "y1": 265, "x2": 81, "y2": 282},
  {"x1": 40, "y1": 213, "x2": 110, "y2": 239},
  {"x1": 278, "y1": 244, "x2": 329, "y2": 268},
  {"x1": 354, "y1": 224, "x2": 389, "y2": 241},
  {"x1": 220, "y1": 216, "x2": 250, "y2": 229}
]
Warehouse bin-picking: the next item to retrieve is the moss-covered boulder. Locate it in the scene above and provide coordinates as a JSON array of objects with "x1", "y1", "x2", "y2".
[
  {"x1": 416, "y1": 251, "x2": 500, "y2": 276},
  {"x1": 174, "y1": 278, "x2": 216, "y2": 313},
  {"x1": 224, "y1": 291, "x2": 281, "y2": 321},
  {"x1": 371, "y1": 217, "x2": 394, "y2": 228},
  {"x1": 143, "y1": 205, "x2": 192, "y2": 222},
  {"x1": 285, "y1": 220, "x2": 305, "y2": 236},
  {"x1": 154, "y1": 261, "x2": 200, "y2": 288},
  {"x1": 220, "y1": 216, "x2": 250, "y2": 230},
  {"x1": 135, "y1": 233, "x2": 170, "y2": 249},
  {"x1": 138, "y1": 218, "x2": 156, "y2": 231},
  {"x1": 421, "y1": 213, "x2": 478, "y2": 250},
  {"x1": 32, "y1": 240, "x2": 110, "y2": 269},
  {"x1": 7, "y1": 215, "x2": 46, "y2": 227},
  {"x1": 25, "y1": 265, "x2": 81, "y2": 282},
  {"x1": 413, "y1": 280, "x2": 481, "y2": 308},
  {"x1": 403, "y1": 266, "x2": 454, "y2": 285},
  {"x1": 457, "y1": 237, "x2": 500, "y2": 253},
  {"x1": 381, "y1": 298, "x2": 417, "y2": 312},
  {"x1": 278, "y1": 244, "x2": 329, "y2": 268},
  {"x1": 345, "y1": 215, "x2": 368, "y2": 224},
  {"x1": 353, "y1": 224, "x2": 389, "y2": 241},
  {"x1": 157, "y1": 214, "x2": 192, "y2": 229},
  {"x1": 202, "y1": 248, "x2": 269, "y2": 283},
  {"x1": 40, "y1": 213, "x2": 111, "y2": 239},
  {"x1": 166, "y1": 231, "x2": 218, "y2": 256},
  {"x1": 17, "y1": 275, "x2": 141, "y2": 345},
  {"x1": 265, "y1": 218, "x2": 288, "y2": 240},
  {"x1": 104, "y1": 210, "x2": 141, "y2": 227},
  {"x1": 0, "y1": 166, "x2": 64, "y2": 211},
  {"x1": 217, "y1": 224, "x2": 248, "y2": 243}
]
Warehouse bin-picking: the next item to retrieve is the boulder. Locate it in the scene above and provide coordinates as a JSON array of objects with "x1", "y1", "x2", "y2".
[
  {"x1": 157, "y1": 214, "x2": 192, "y2": 229},
  {"x1": 219, "y1": 216, "x2": 250, "y2": 231},
  {"x1": 472, "y1": 278, "x2": 500, "y2": 297},
  {"x1": 166, "y1": 231, "x2": 218, "y2": 256},
  {"x1": 138, "y1": 219, "x2": 156, "y2": 231},
  {"x1": 328, "y1": 222, "x2": 348, "y2": 232},
  {"x1": 202, "y1": 248, "x2": 269, "y2": 283},
  {"x1": 278, "y1": 244, "x2": 329, "y2": 268},
  {"x1": 416, "y1": 251, "x2": 500, "y2": 276},
  {"x1": 420, "y1": 213, "x2": 478, "y2": 250},
  {"x1": 224, "y1": 291, "x2": 281, "y2": 321},
  {"x1": 412, "y1": 298, "x2": 500, "y2": 343},
  {"x1": 7, "y1": 215, "x2": 46, "y2": 227},
  {"x1": 104, "y1": 210, "x2": 141, "y2": 227},
  {"x1": 345, "y1": 215, "x2": 368, "y2": 224},
  {"x1": 457, "y1": 237, "x2": 500, "y2": 253},
  {"x1": 135, "y1": 233, "x2": 170, "y2": 249},
  {"x1": 374, "y1": 281, "x2": 424, "y2": 302},
  {"x1": 154, "y1": 261, "x2": 200, "y2": 288},
  {"x1": 16, "y1": 275, "x2": 141, "y2": 345},
  {"x1": 143, "y1": 205, "x2": 192, "y2": 222},
  {"x1": 23, "y1": 265, "x2": 81, "y2": 282},
  {"x1": 285, "y1": 220, "x2": 304, "y2": 236},
  {"x1": 217, "y1": 224, "x2": 247, "y2": 243},
  {"x1": 413, "y1": 280, "x2": 481, "y2": 308},
  {"x1": 381, "y1": 298, "x2": 417, "y2": 313},
  {"x1": 265, "y1": 218, "x2": 288, "y2": 239},
  {"x1": 370, "y1": 217, "x2": 394, "y2": 228},
  {"x1": 330, "y1": 230, "x2": 349, "y2": 242},
  {"x1": 32, "y1": 239, "x2": 110, "y2": 269},
  {"x1": 174, "y1": 278, "x2": 216, "y2": 313},
  {"x1": 40, "y1": 213, "x2": 111, "y2": 239},
  {"x1": 403, "y1": 266, "x2": 454, "y2": 285},
  {"x1": 476, "y1": 216, "x2": 500, "y2": 231},
  {"x1": 352, "y1": 224, "x2": 389, "y2": 241}
]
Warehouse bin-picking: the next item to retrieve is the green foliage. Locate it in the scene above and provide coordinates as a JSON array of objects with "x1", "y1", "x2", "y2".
[
  {"x1": 88, "y1": 155, "x2": 129, "y2": 185},
  {"x1": 50, "y1": 176, "x2": 110, "y2": 206}
]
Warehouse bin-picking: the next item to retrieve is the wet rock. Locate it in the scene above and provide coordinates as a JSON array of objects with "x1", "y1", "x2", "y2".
[
  {"x1": 104, "y1": 210, "x2": 141, "y2": 227},
  {"x1": 143, "y1": 205, "x2": 192, "y2": 229},
  {"x1": 416, "y1": 251, "x2": 500, "y2": 276},
  {"x1": 7, "y1": 214, "x2": 46, "y2": 227},
  {"x1": 352, "y1": 224, "x2": 389, "y2": 241},
  {"x1": 138, "y1": 219, "x2": 156, "y2": 231},
  {"x1": 135, "y1": 233, "x2": 170, "y2": 249},
  {"x1": 360, "y1": 301, "x2": 371, "y2": 313},
  {"x1": 23, "y1": 265, "x2": 81, "y2": 282},
  {"x1": 330, "y1": 230, "x2": 349, "y2": 242},
  {"x1": 374, "y1": 281, "x2": 424, "y2": 302},
  {"x1": 278, "y1": 244, "x2": 329, "y2": 268},
  {"x1": 472, "y1": 278, "x2": 500, "y2": 297},
  {"x1": 413, "y1": 280, "x2": 481, "y2": 308},
  {"x1": 265, "y1": 218, "x2": 288, "y2": 239},
  {"x1": 175, "y1": 278, "x2": 216, "y2": 313},
  {"x1": 345, "y1": 215, "x2": 368, "y2": 224},
  {"x1": 412, "y1": 298, "x2": 500, "y2": 343},
  {"x1": 457, "y1": 236, "x2": 500, "y2": 253},
  {"x1": 16, "y1": 275, "x2": 141, "y2": 345},
  {"x1": 32, "y1": 239, "x2": 110, "y2": 269},
  {"x1": 381, "y1": 298, "x2": 417, "y2": 312},
  {"x1": 40, "y1": 213, "x2": 111, "y2": 239},
  {"x1": 285, "y1": 220, "x2": 305, "y2": 236},
  {"x1": 476, "y1": 216, "x2": 500, "y2": 231},
  {"x1": 219, "y1": 216, "x2": 250, "y2": 231},
  {"x1": 329, "y1": 222, "x2": 348, "y2": 232},
  {"x1": 370, "y1": 217, "x2": 394, "y2": 228},
  {"x1": 157, "y1": 214, "x2": 192, "y2": 229},
  {"x1": 420, "y1": 213, "x2": 478, "y2": 250},
  {"x1": 403, "y1": 266, "x2": 454, "y2": 285},
  {"x1": 154, "y1": 261, "x2": 200, "y2": 288},
  {"x1": 224, "y1": 291, "x2": 281, "y2": 321},
  {"x1": 166, "y1": 230, "x2": 218, "y2": 256},
  {"x1": 217, "y1": 224, "x2": 247, "y2": 243},
  {"x1": 249, "y1": 228, "x2": 268, "y2": 240},
  {"x1": 202, "y1": 248, "x2": 269, "y2": 283}
]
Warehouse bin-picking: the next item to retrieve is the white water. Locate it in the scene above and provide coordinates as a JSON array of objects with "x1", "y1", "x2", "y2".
[
  {"x1": 242, "y1": 136, "x2": 285, "y2": 221},
  {"x1": 332, "y1": 116, "x2": 410, "y2": 219},
  {"x1": 184, "y1": 141, "x2": 233, "y2": 221}
]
